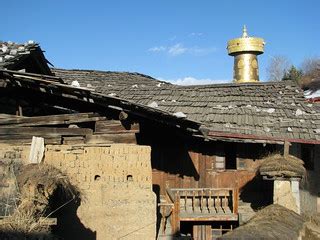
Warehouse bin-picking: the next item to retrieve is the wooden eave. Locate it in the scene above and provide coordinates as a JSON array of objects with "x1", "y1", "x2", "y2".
[
  {"x1": 207, "y1": 130, "x2": 320, "y2": 145},
  {"x1": 0, "y1": 69, "x2": 201, "y2": 134}
]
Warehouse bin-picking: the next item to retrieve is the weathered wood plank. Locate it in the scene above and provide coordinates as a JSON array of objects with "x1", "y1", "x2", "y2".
[
  {"x1": 85, "y1": 133, "x2": 137, "y2": 144},
  {"x1": 0, "y1": 114, "x2": 26, "y2": 119},
  {"x1": 0, "y1": 136, "x2": 61, "y2": 145},
  {"x1": 28, "y1": 136, "x2": 45, "y2": 164},
  {"x1": 95, "y1": 120, "x2": 139, "y2": 133},
  {"x1": 0, "y1": 127, "x2": 93, "y2": 136},
  {"x1": 62, "y1": 136, "x2": 85, "y2": 144},
  {"x1": 180, "y1": 214, "x2": 238, "y2": 221},
  {"x1": 0, "y1": 112, "x2": 105, "y2": 127}
]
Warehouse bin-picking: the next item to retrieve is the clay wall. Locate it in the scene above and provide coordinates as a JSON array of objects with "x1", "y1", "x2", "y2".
[{"x1": 0, "y1": 143, "x2": 156, "y2": 240}]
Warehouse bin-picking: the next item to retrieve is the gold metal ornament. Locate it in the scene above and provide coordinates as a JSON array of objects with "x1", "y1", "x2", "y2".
[{"x1": 227, "y1": 26, "x2": 265, "y2": 83}]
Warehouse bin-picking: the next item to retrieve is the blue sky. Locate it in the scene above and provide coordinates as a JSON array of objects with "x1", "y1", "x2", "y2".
[{"x1": 2, "y1": 0, "x2": 320, "y2": 84}]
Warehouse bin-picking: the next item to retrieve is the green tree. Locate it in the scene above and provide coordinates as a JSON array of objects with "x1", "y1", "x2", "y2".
[{"x1": 282, "y1": 65, "x2": 303, "y2": 83}]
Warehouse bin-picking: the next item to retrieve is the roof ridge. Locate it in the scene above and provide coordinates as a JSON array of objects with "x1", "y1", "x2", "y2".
[
  {"x1": 52, "y1": 67, "x2": 155, "y2": 79},
  {"x1": 175, "y1": 80, "x2": 298, "y2": 89}
]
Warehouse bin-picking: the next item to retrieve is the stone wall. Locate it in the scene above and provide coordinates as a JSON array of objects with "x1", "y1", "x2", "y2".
[
  {"x1": 273, "y1": 180, "x2": 300, "y2": 213},
  {"x1": 0, "y1": 143, "x2": 156, "y2": 240}
]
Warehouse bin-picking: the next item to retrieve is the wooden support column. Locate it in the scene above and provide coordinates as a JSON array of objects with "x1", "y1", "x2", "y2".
[
  {"x1": 172, "y1": 192, "x2": 180, "y2": 235},
  {"x1": 15, "y1": 101, "x2": 23, "y2": 116},
  {"x1": 233, "y1": 188, "x2": 239, "y2": 214},
  {"x1": 193, "y1": 225, "x2": 212, "y2": 240},
  {"x1": 284, "y1": 140, "x2": 291, "y2": 157}
]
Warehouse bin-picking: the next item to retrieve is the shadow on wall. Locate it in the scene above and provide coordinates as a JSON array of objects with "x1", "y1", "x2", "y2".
[
  {"x1": 240, "y1": 175, "x2": 273, "y2": 210},
  {"x1": 50, "y1": 188, "x2": 96, "y2": 240},
  {"x1": 151, "y1": 142, "x2": 200, "y2": 180},
  {"x1": 136, "y1": 121, "x2": 200, "y2": 180},
  {"x1": 153, "y1": 184, "x2": 161, "y2": 239}
]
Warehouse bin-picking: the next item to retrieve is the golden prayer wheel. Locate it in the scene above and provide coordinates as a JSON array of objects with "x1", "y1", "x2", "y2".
[{"x1": 227, "y1": 26, "x2": 265, "y2": 83}]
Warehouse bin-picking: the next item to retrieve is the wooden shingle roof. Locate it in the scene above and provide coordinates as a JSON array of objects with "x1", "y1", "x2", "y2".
[
  {"x1": 51, "y1": 68, "x2": 320, "y2": 143},
  {"x1": 52, "y1": 68, "x2": 170, "y2": 89},
  {"x1": 0, "y1": 41, "x2": 52, "y2": 75}
]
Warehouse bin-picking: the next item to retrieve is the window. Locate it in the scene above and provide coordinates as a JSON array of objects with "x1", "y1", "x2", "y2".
[
  {"x1": 225, "y1": 143, "x2": 237, "y2": 169},
  {"x1": 301, "y1": 145, "x2": 314, "y2": 170},
  {"x1": 215, "y1": 156, "x2": 225, "y2": 171}
]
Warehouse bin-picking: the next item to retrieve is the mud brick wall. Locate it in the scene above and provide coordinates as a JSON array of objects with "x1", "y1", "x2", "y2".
[
  {"x1": 44, "y1": 144, "x2": 156, "y2": 240},
  {"x1": 0, "y1": 145, "x2": 30, "y2": 216},
  {"x1": 0, "y1": 143, "x2": 156, "y2": 240},
  {"x1": 0, "y1": 145, "x2": 30, "y2": 165}
]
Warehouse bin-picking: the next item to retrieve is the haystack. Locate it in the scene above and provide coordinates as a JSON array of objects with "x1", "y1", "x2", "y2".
[
  {"x1": 0, "y1": 164, "x2": 78, "y2": 239},
  {"x1": 219, "y1": 204, "x2": 305, "y2": 240},
  {"x1": 259, "y1": 154, "x2": 305, "y2": 178}
]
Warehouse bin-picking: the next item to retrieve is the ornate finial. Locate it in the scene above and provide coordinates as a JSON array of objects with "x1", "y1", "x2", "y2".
[
  {"x1": 227, "y1": 25, "x2": 265, "y2": 83},
  {"x1": 242, "y1": 25, "x2": 248, "y2": 38}
]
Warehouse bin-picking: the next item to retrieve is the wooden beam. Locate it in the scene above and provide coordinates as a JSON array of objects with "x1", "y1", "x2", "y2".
[
  {"x1": 0, "y1": 112, "x2": 104, "y2": 127},
  {"x1": 0, "y1": 135, "x2": 61, "y2": 145},
  {"x1": 3, "y1": 73, "x2": 201, "y2": 134},
  {"x1": 284, "y1": 140, "x2": 291, "y2": 157},
  {"x1": 85, "y1": 133, "x2": 137, "y2": 144},
  {"x1": 172, "y1": 192, "x2": 180, "y2": 235},
  {"x1": 95, "y1": 120, "x2": 139, "y2": 133},
  {"x1": 232, "y1": 188, "x2": 239, "y2": 214},
  {"x1": 15, "y1": 101, "x2": 23, "y2": 116},
  {"x1": 0, "y1": 114, "x2": 25, "y2": 119},
  {"x1": 0, "y1": 127, "x2": 93, "y2": 136},
  {"x1": 180, "y1": 214, "x2": 238, "y2": 221}
]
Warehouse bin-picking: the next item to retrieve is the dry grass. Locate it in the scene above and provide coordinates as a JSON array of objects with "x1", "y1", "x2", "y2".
[
  {"x1": 0, "y1": 163, "x2": 79, "y2": 239},
  {"x1": 0, "y1": 207, "x2": 50, "y2": 235},
  {"x1": 219, "y1": 204, "x2": 305, "y2": 240},
  {"x1": 259, "y1": 153, "x2": 306, "y2": 178}
]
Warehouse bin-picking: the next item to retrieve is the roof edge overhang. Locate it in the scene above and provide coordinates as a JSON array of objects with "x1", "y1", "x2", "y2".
[
  {"x1": 1, "y1": 69, "x2": 319, "y2": 145},
  {"x1": 207, "y1": 130, "x2": 320, "y2": 145},
  {"x1": 0, "y1": 69, "x2": 201, "y2": 134}
]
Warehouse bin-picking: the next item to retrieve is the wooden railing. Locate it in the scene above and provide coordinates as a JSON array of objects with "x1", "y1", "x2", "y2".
[{"x1": 165, "y1": 187, "x2": 239, "y2": 234}]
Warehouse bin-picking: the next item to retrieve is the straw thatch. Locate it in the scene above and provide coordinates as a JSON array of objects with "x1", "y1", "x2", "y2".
[
  {"x1": 0, "y1": 164, "x2": 78, "y2": 239},
  {"x1": 219, "y1": 204, "x2": 305, "y2": 240},
  {"x1": 259, "y1": 154, "x2": 305, "y2": 178},
  {"x1": 303, "y1": 213, "x2": 320, "y2": 239}
]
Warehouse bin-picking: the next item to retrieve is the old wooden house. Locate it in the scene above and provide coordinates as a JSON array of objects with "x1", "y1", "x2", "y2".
[{"x1": 1, "y1": 40, "x2": 320, "y2": 239}]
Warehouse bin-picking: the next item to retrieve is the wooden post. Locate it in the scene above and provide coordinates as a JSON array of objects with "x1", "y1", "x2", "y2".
[
  {"x1": 184, "y1": 190, "x2": 187, "y2": 212},
  {"x1": 200, "y1": 189, "x2": 204, "y2": 212},
  {"x1": 16, "y1": 101, "x2": 23, "y2": 116},
  {"x1": 205, "y1": 225, "x2": 212, "y2": 240},
  {"x1": 284, "y1": 140, "x2": 291, "y2": 158},
  {"x1": 233, "y1": 188, "x2": 239, "y2": 214},
  {"x1": 208, "y1": 189, "x2": 212, "y2": 213},
  {"x1": 224, "y1": 193, "x2": 228, "y2": 212},
  {"x1": 172, "y1": 192, "x2": 180, "y2": 235},
  {"x1": 192, "y1": 191, "x2": 195, "y2": 212}
]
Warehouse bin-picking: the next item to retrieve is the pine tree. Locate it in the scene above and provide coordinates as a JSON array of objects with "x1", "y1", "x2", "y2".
[{"x1": 282, "y1": 65, "x2": 303, "y2": 83}]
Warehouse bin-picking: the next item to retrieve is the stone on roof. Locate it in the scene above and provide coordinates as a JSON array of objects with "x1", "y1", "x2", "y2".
[
  {"x1": 52, "y1": 68, "x2": 170, "y2": 90},
  {"x1": 0, "y1": 41, "x2": 52, "y2": 75},
  {"x1": 50, "y1": 68, "x2": 320, "y2": 142}
]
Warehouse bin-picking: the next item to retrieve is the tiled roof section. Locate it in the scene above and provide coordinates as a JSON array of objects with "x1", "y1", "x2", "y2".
[
  {"x1": 0, "y1": 41, "x2": 37, "y2": 68},
  {"x1": 0, "y1": 41, "x2": 52, "y2": 75},
  {"x1": 52, "y1": 68, "x2": 171, "y2": 89},
  {"x1": 102, "y1": 81, "x2": 320, "y2": 141},
  {"x1": 52, "y1": 68, "x2": 320, "y2": 142}
]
